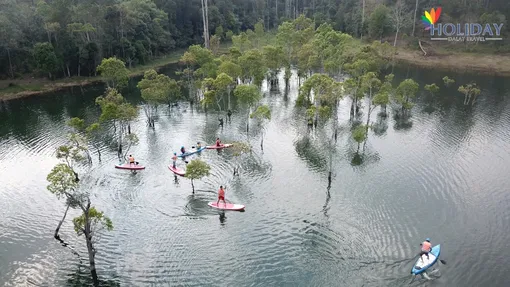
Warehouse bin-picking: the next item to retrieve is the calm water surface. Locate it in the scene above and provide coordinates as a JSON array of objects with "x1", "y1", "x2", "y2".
[{"x1": 1, "y1": 65, "x2": 510, "y2": 286}]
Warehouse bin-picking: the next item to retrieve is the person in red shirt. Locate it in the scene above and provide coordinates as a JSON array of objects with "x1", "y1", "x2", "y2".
[
  {"x1": 215, "y1": 138, "x2": 222, "y2": 146},
  {"x1": 217, "y1": 185, "x2": 226, "y2": 206},
  {"x1": 419, "y1": 238, "x2": 432, "y2": 261}
]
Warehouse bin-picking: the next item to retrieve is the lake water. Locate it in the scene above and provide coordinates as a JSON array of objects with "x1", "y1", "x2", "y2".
[{"x1": 1, "y1": 65, "x2": 510, "y2": 286}]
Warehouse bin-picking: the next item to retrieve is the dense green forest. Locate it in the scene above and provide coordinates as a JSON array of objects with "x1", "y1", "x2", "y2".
[{"x1": 1, "y1": 0, "x2": 509, "y2": 80}]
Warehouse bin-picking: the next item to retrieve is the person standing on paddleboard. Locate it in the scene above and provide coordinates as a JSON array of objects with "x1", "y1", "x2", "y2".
[
  {"x1": 419, "y1": 238, "x2": 432, "y2": 261},
  {"x1": 217, "y1": 186, "x2": 226, "y2": 206},
  {"x1": 171, "y1": 152, "x2": 177, "y2": 168},
  {"x1": 128, "y1": 155, "x2": 135, "y2": 166}
]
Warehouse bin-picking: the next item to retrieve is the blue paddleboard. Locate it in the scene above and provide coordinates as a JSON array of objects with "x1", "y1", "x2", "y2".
[
  {"x1": 178, "y1": 146, "x2": 206, "y2": 158},
  {"x1": 411, "y1": 244, "x2": 440, "y2": 275}
]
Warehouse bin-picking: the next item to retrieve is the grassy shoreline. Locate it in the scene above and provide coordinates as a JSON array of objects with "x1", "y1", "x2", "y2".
[
  {"x1": 0, "y1": 41, "x2": 232, "y2": 101},
  {"x1": 0, "y1": 49, "x2": 189, "y2": 101},
  {"x1": 391, "y1": 48, "x2": 510, "y2": 77},
  {"x1": 2, "y1": 43, "x2": 510, "y2": 101}
]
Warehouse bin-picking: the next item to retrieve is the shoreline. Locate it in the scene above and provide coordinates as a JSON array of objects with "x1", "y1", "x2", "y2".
[
  {"x1": 0, "y1": 53, "x2": 185, "y2": 101},
  {"x1": 391, "y1": 48, "x2": 510, "y2": 77},
  {"x1": 3, "y1": 45, "x2": 510, "y2": 101}
]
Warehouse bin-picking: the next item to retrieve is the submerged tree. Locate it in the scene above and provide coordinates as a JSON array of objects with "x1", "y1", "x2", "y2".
[
  {"x1": 262, "y1": 45, "x2": 284, "y2": 89},
  {"x1": 47, "y1": 142, "x2": 112, "y2": 285},
  {"x1": 238, "y1": 49, "x2": 266, "y2": 85},
  {"x1": 458, "y1": 83, "x2": 481, "y2": 106},
  {"x1": 201, "y1": 72, "x2": 234, "y2": 121},
  {"x1": 184, "y1": 159, "x2": 211, "y2": 193},
  {"x1": 95, "y1": 88, "x2": 138, "y2": 156},
  {"x1": 47, "y1": 163, "x2": 80, "y2": 239},
  {"x1": 424, "y1": 83, "x2": 440, "y2": 97},
  {"x1": 394, "y1": 79, "x2": 419, "y2": 114},
  {"x1": 250, "y1": 105, "x2": 271, "y2": 150},
  {"x1": 234, "y1": 84, "x2": 262, "y2": 133},
  {"x1": 373, "y1": 74, "x2": 394, "y2": 116},
  {"x1": 137, "y1": 69, "x2": 180, "y2": 127},
  {"x1": 96, "y1": 57, "x2": 129, "y2": 89},
  {"x1": 442, "y1": 76, "x2": 455, "y2": 87},
  {"x1": 230, "y1": 141, "x2": 251, "y2": 176},
  {"x1": 361, "y1": 72, "x2": 382, "y2": 139},
  {"x1": 72, "y1": 204, "x2": 113, "y2": 285},
  {"x1": 352, "y1": 124, "x2": 367, "y2": 153},
  {"x1": 298, "y1": 74, "x2": 342, "y2": 126}
]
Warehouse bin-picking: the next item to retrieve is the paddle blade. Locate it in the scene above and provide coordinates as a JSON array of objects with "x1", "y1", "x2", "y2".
[{"x1": 440, "y1": 259, "x2": 446, "y2": 265}]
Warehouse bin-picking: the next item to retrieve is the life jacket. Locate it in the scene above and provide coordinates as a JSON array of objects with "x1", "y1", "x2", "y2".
[{"x1": 421, "y1": 241, "x2": 431, "y2": 252}]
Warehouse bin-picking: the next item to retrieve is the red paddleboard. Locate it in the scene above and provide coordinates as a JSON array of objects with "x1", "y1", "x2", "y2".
[
  {"x1": 206, "y1": 143, "x2": 233, "y2": 149},
  {"x1": 208, "y1": 202, "x2": 245, "y2": 211},
  {"x1": 168, "y1": 165, "x2": 185, "y2": 176},
  {"x1": 115, "y1": 163, "x2": 145, "y2": 170}
]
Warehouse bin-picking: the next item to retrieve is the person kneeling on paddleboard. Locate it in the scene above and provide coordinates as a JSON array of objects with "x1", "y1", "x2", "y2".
[
  {"x1": 419, "y1": 238, "x2": 432, "y2": 261},
  {"x1": 217, "y1": 186, "x2": 226, "y2": 206},
  {"x1": 216, "y1": 138, "x2": 221, "y2": 146},
  {"x1": 171, "y1": 152, "x2": 178, "y2": 168},
  {"x1": 180, "y1": 146, "x2": 186, "y2": 154},
  {"x1": 196, "y1": 142, "x2": 201, "y2": 149},
  {"x1": 128, "y1": 155, "x2": 135, "y2": 166}
]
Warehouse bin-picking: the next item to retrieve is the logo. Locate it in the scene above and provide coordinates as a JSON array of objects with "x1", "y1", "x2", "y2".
[
  {"x1": 422, "y1": 7, "x2": 504, "y2": 42},
  {"x1": 421, "y1": 7, "x2": 441, "y2": 31}
]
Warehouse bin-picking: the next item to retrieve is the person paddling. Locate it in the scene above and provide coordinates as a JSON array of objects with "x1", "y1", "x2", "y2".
[
  {"x1": 180, "y1": 146, "x2": 186, "y2": 154},
  {"x1": 217, "y1": 186, "x2": 226, "y2": 206},
  {"x1": 196, "y1": 142, "x2": 202, "y2": 149},
  {"x1": 419, "y1": 238, "x2": 432, "y2": 262},
  {"x1": 171, "y1": 152, "x2": 178, "y2": 168},
  {"x1": 128, "y1": 155, "x2": 135, "y2": 166},
  {"x1": 215, "y1": 138, "x2": 221, "y2": 147}
]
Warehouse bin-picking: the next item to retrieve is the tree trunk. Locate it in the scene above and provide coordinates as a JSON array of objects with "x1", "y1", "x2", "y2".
[
  {"x1": 412, "y1": 0, "x2": 419, "y2": 37},
  {"x1": 393, "y1": 28, "x2": 399, "y2": 47},
  {"x1": 95, "y1": 144, "x2": 102, "y2": 161},
  {"x1": 418, "y1": 40, "x2": 427, "y2": 56},
  {"x1": 361, "y1": 0, "x2": 365, "y2": 40},
  {"x1": 246, "y1": 109, "x2": 250, "y2": 134},
  {"x1": 7, "y1": 48, "x2": 14, "y2": 78},
  {"x1": 54, "y1": 203, "x2": 71, "y2": 239},
  {"x1": 201, "y1": 0, "x2": 209, "y2": 48},
  {"x1": 85, "y1": 227, "x2": 99, "y2": 286},
  {"x1": 205, "y1": 0, "x2": 210, "y2": 48}
]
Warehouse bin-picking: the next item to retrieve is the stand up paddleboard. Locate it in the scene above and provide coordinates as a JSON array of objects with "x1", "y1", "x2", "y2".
[
  {"x1": 206, "y1": 144, "x2": 233, "y2": 149},
  {"x1": 208, "y1": 202, "x2": 245, "y2": 211},
  {"x1": 115, "y1": 163, "x2": 145, "y2": 170},
  {"x1": 411, "y1": 244, "x2": 440, "y2": 275},
  {"x1": 168, "y1": 165, "x2": 185, "y2": 176},
  {"x1": 178, "y1": 146, "x2": 206, "y2": 158}
]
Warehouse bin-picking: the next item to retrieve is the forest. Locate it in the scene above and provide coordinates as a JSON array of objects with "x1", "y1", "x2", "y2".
[{"x1": 1, "y1": 0, "x2": 509, "y2": 80}]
